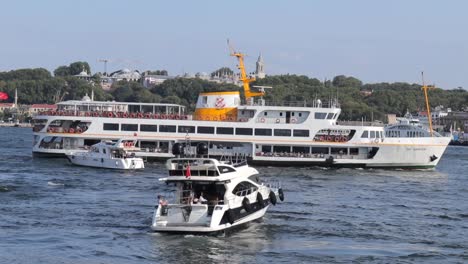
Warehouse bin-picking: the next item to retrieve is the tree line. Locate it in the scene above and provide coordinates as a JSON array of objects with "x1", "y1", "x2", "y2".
[{"x1": 1, "y1": 63, "x2": 467, "y2": 123}]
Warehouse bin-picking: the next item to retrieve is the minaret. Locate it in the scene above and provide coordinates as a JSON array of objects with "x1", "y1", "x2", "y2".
[
  {"x1": 255, "y1": 53, "x2": 265, "y2": 79},
  {"x1": 91, "y1": 89, "x2": 94, "y2": 101},
  {"x1": 14, "y1": 88, "x2": 18, "y2": 107}
]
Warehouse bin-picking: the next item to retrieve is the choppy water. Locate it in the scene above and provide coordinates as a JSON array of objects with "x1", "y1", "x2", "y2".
[{"x1": 1, "y1": 127, "x2": 467, "y2": 263}]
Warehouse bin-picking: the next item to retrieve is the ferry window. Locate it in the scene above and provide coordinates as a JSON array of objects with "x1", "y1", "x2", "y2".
[
  {"x1": 292, "y1": 112, "x2": 295, "y2": 116},
  {"x1": 350, "y1": 148, "x2": 359, "y2": 155},
  {"x1": 361, "y1": 131, "x2": 368, "y2": 138},
  {"x1": 326, "y1": 113, "x2": 334, "y2": 119},
  {"x1": 202, "y1": 96, "x2": 208, "y2": 104},
  {"x1": 178, "y1": 126, "x2": 195, "y2": 133},
  {"x1": 122, "y1": 124, "x2": 138, "y2": 131},
  {"x1": 315, "y1": 112, "x2": 327, "y2": 119},
  {"x1": 280, "y1": 112, "x2": 283, "y2": 117},
  {"x1": 331, "y1": 148, "x2": 347, "y2": 154},
  {"x1": 232, "y1": 181, "x2": 257, "y2": 196},
  {"x1": 236, "y1": 128, "x2": 253, "y2": 135},
  {"x1": 376, "y1": 131, "x2": 380, "y2": 138},
  {"x1": 159, "y1": 125, "x2": 176, "y2": 133},
  {"x1": 103, "y1": 123, "x2": 119, "y2": 131},
  {"x1": 255, "y1": 128, "x2": 272, "y2": 136},
  {"x1": 274, "y1": 129, "x2": 291, "y2": 137},
  {"x1": 140, "y1": 124, "x2": 158, "y2": 132},
  {"x1": 299, "y1": 113, "x2": 302, "y2": 117},
  {"x1": 128, "y1": 105, "x2": 140, "y2": 113},
  {"x1": 312, "y1": 147, "x2": 329, "y2": 154},
  {"x1": 217, "y1": 127, "x2": 234, "y2": 135},
  {"x1": 218, "y1": 166, "x2": 236, "y2": 174},
  {"x1": 370, "y1": 131, "x2": 376, "y2": 138},
  {"x1": 273, "y1": 146, "x2": 291, "y2": 153},
  {"x1": 264, "y1": 112, "x2": 268, "y2": 116},
  {"x1": 197, "y1": 126, "x2": 214, "y2": 134},
  {"x1": 292, "y1": 146, "x2": 309, "y2": 153},
  {"x1": 261, "y1": 145, "x2": 272, "y2": 153},
  {"x1": 293, "y1": 129, "x2": 309, "y2": 137},
  {"x1": 142, "y1": 105, "x2": 153, "y2": 113}
]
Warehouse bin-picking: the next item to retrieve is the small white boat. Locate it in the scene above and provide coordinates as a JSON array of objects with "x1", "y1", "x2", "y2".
[
  {"x1": 151, "y1": 143, "x2": 283, "y2": 233},
  {"x1": 66, "y1": 139, "x2": 145, "y2": 170}
]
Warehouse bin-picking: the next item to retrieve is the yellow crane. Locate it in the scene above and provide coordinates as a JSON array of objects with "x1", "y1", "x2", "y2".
[
  {"x1": 227, "y1": 39, "x2": 264, "y2": 102},
  {"x1": 421, "y1": 72, "x2": 436, "y2": 137}
]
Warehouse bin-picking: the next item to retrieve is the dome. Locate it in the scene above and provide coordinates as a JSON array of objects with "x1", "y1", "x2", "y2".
[{"x1": 82, "y1": 93, "x2": 91, "y2": 101}]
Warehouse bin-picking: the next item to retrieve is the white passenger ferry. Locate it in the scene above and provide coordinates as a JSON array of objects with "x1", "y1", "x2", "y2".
[{"x1": 32, "y1": 51, "x2": 450, "y2": 169}]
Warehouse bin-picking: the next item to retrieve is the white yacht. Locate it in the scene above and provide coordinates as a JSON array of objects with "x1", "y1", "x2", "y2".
[
  {"x1": 151, "y1": 143, "x2": 283, "y2": 233},
  {"x1": 32, "y1": 49, "x2": 450, "y2": 169},
  {"x1": 66, "y1": 139, "x2": 145, "y2": 170}
]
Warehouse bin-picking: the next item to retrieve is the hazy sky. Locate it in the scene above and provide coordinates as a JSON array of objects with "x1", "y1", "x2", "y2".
[{"x1": 1, "y1": 0, "x2": 467, "y2": 89}]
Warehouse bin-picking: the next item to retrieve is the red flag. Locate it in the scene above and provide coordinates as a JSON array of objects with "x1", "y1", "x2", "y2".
[
  {"x1": 0, "y1": 92, "x2": 8, "y2": 100},
  {"x1": 185, "y1": 164, "x2": 191, "y2": 178}
]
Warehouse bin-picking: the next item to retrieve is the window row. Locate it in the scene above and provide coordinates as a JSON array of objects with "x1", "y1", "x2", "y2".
[
  {"x1": 314, "y1": 112, "x2": 337, "y2": 120},
  {"x1": 103, "y1": 123, "x2": 310, "y2": 137}
]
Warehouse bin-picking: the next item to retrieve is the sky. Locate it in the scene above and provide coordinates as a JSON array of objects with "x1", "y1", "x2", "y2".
[{"x1": 1, "y1": 0, "x2": 467, "y2": 89}]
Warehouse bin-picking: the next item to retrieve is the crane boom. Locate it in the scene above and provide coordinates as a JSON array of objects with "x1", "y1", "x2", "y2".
[{"x1": 227, "y1": 39, "x2": 264, "y2": 103}]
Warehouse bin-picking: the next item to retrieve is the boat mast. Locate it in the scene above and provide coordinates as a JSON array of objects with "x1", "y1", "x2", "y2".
[
  {"x1": 227, "y1": 39, "x2": 264, "y2": 103},
  {"x1": 421, "y1": 72, "x2": 435, "y2": 137}
]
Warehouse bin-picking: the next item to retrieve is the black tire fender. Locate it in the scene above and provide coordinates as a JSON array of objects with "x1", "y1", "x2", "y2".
[
  {"x1": 269, "y1": 191, "x2": 277, "y2": 206},
  {"x1": 278, "y1": 188, "x2": 285, "y2": 202},
  {"x1": 256, "y1": 192, "x2": 264, "y2": 208},
  {"x1": 227, "y1": 209, "x2": 235, "y2": 224},
  {"x1": 242, "y1": 197, "x2": 252, "y2": 212}
]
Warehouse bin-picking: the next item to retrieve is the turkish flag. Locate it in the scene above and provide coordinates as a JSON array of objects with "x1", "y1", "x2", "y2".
[
  {"x1": 0, "y1": 92, "x2": 8, "y2": 100},
  {"x1": 185, "y1": 164, "x2": 191, "y2": 178}
]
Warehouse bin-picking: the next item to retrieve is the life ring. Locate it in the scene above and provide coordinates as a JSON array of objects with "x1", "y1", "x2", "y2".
[
  {"x1": 145, "y1": 113, "x2": 151, "y2": 119},
  {"x1": 175, "y1": 115, "x2": 180, "y2": 120},
  {"x1": 63, "y1": 128, "x2": 68, "y2": 133},
  {"x1": 256, "y1": 192, "x2": 264, "y2": 208},
  {"x1": 93, "y1": 112, "x2": 99, "y2": 117},
  {"x1": 327, "y1": 136, "x2": 333, "y2": 141},
  {"x1": 51, "y1": 111, "x2": 56, "y2": 116},
  {"x1": 160, "y1": 114, "x2": 166, "y2": 119},
  {"x1": 130, "y1": 113, "x2": 136, "y2": 118},
  {"x1": 276, "y1": 119, "x2": 280, "y2": 123},
  {"x1": 269, "y1": 191, "x2": 277, "y2": 206},
  {"x1": 242, "y1": 197, "x2": 252, "y2": 212},
  {"x1": 68, "y1": 128, "x2": 75, "y2": 133},
  {"x1": 278, "y1": 188, "x2": 285, "y2": 202},
  {"x1": 137, "y1": 113, "x2": 143, "y2": 118},
  {"x1": 335, "y1": 136, "x2": 340, "y2": 142},
  {"x1": 260, "y1": 118, "x2": 265, "y2": 123},
  {"x1": 85, "y1": 112, "x2": 90, "y2": 117},
  {"x1": 341, "y1": 136, "x2": 348, "y2": 142},
  {"x1": 107, "y1": 112, "x2": 113, "y2": 118},
  {"x1": 290, "y1": 118, "x2": 297, "y2": 123},
  {"x1": 169, "y1": 114, "x2": 175, "y2": 119},
  {"x1": 123, "y1": 112, "x2": 129, "y2": 118},
  {"x1": 76, "y1": 128, "x2": 82, "y2": 133},
  {"x1": 182, "y1": 115, "x2": 188, "y2": 120},
  {"x1": 153, "y1": 114, "x2": 159, "y2": 119},
  {"x1": 319, "y1": 136, "x2": 324, "y2": 141}
]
